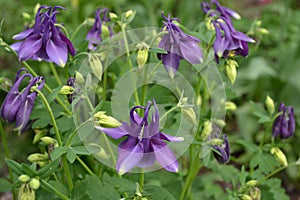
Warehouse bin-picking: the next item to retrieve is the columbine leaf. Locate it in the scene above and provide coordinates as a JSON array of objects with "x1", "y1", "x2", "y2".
[
  {"x1": 5, "y1": 158, "x2": 23, "y2": 176},
  {"x1": 37, "y1": 159, "x2": 60, "y2": 178},
  {"x1": 0, "y1": 178, "x2": 12, "y2": 192}
]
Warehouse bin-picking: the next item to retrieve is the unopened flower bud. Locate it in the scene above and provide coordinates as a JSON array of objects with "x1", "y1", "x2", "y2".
[
  {"x1": 75, "y1": 71, "x2": 84, "y2": 85},
  {"x1": 94, "y1": 111, "x2": 122, "y2": 128},
  {"x1": 225, "y1": 101, "x2": 237, "y2": 111},
  {"x1": 207, "y1": 138, "x2": 223, "y2": 146},
  {"x1": 225, "y1": 60, "x2": 238, "y2": 84},
  {"x1": 29, "y1": 178, "x2": 40, "y2": 190},
  {"x1": 245, "y1": 180, "x2": 258, "y2": 187},
  {"x1": 18, "y1": 175, "x2": 31, "y2": 183},
  {"x1": 137, "y1": 48, "x2": 149, "y2": 69},
  {"x1": 109, "y1": 12, "x2": 118, "y2": 20},
  {"x1": 40, "y1": 136, "x2": 57, "y2": 146},
  {"x1": 257, "y1": 28, "x2": 269, "y2": 35},
  {"x1": 101, "y1": 24, "x2": 110, "y2": 39},
  {"x1": 18, "y1": 184, "x2": 35, "y2": 200},
  {"x1": 240, "y1": 194, "x2": 252, "y2": 200},
  {"x1": 89, "y1": 54, "x2": 103, "y2": 81},
  {"x1": 182, "y1": 107, "x2": 197, "y2": 125},
  {"x1": 212, "y1": 119, "x2": 226, "y2": 128},
  {"x1": 250, "y1": 187, "x2": 261, "y2": 200},
  {"x1": 125, "y1": 10, "x2": 134, "y2": 19},
  {"x1": 265, "y1": 95, "x2": 275, "y2": 114},
  {"x1": 59, "y1": 85, "x2": 75, "y2": 95},
  {"x1": 270, "y1": 147, "x2": 288, "y2": 166},
  {"x1": 27, "y1": 153, "x2": 48, "y2": 163},
  {"x1": 201, "y1": 121, "x2": 213, "y2": 140},
  {"x1": 22, "y1": 13, "x2": 31, "y2": 21}
]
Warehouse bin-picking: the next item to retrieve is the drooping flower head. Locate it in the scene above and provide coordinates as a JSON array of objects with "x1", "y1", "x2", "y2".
[
  {"x1": 86, "y1": 8, "x2": 113, "y2": 50},
  {"x1": 11, "y1": 6, "x2": 75, "y2": 67},
  {"x1": 158, "y1": 13, "x2": 203, "y2": 78},
  {"x1": 212, "y1": 134, "x2": 230, "y2": 163},
  {"x1": 201, "y1": 0, "x2": 255, "y2": 63},
  {"x1": 96, "y1": 100, "x2": 184, "y2": 175},
  {"x1": 272, "y1": 103, "x2": 295, "y2": 139},
  {"x1": 0, "y1": 68, "x2": 45, "y2": 133}
]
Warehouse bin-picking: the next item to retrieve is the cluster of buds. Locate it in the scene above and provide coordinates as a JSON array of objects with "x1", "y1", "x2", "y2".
[
  {"x1": 18, "y1": 175, "x2": 40, "y2": 200},
  {"x1": 239, "y1": 180, "x2": 261, "y2": 200}
]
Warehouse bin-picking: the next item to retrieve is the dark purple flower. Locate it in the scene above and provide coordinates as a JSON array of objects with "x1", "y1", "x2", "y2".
[
  {"x1": 86, "y1": 8, "x2": 113, "y2": 50},
  {"x1": 201, "y1": 0, "x2": 255, "y2": 63},
  {"x1": 11, "y1": 6, "x2": 75, "y2": 67},
  {"x1": 272, "y1": 103, "x2": 295, "y2": 139},
  {"x1": 66, "y1": 77, "x2": 75, "y2": 104},
  {"x1": 96, "y1": 100, "x2": 183, "y2": 174},
  {"x1": 157, "y1": 14, "x2": 203, "y2": 78},
  {"x1": 212, "y1": 134, "x2": 230, "y2": 163},
  {"x1": 0, "y1": 69, "x2": 45, "y2": 133}
]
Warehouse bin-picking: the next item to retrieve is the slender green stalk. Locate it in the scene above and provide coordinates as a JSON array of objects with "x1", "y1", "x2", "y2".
[
  {"x1": 50, "y1": 62, "x2": 62, "y2": 86},
  {"x1": 140, "y1": 65, "x2": 148, "y2": 106},
  {"x1": 70, "y1": 20, "x2": 89, "y2": 42},
  {"x1": 139, "y1": 169, "x2": 145, "y2": 190},
  {"x1": 259, "y1": 122, "x2": 272, "y2": 150},
  {"x1": 102, "y1": 68, "x2": 108, "y2": 101},
  {"x1": 103, "y1": 133, "x2": 117, "y2": 167},
  {"x1": 76, "y1": 156, "x2": 94, "y2": 175},
  {"x1": 66, "y1": 119, "x2": 92, "y2": 146},
  {"x1": 54, "y1": 23, "x2": 70, "y2": 39},
  {"x1": 0, "y1": 121, "x2": 16, "y2": 200},
  {"x1": 160, "y1": 105, "x2": 178, "y2": 122},
  {"x1": 33, "y1": 88, "x2": 73, "y2": 190},
  {"x1": 41, "y1": 179, "x2": 70, "y2": 200}
]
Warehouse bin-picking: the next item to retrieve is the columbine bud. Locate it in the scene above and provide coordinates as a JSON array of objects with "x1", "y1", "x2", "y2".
[
  {"x1": 225, "y1": 59, "x2": 238, "y2": 84},
  {"x1": 27, "y1": 153, "x2": 48, "y2": 163},
  {"x1": 18, "y1": 184, "x2": 35, "y2": 200},
  {"x1": 182, "y1": 107, "x2": 197, "y2": 125},
  {"x1": 225, "y1": 101, "x2": 237, "y2": 112},
  {"x1": 137, "y1": 45, "x2": 149, "y2": 69},
  {"x1": 18, "y1": 175, "x2": 31, "y2": 183},
  {"x1": 29, "y1": 178, "x2": 40, "y2": 190},
  {"x1": 125, "y1": 10, "x2": 134, "y2": 19},
  {"x1": 22, "y1": 13, "x2": 31, "y2": 21},
  {"x1": 109, "y1": 12, "x2": 118, "y2": 20},
  {"x1": 270, "y1": 147, "x2": 288, "y2": 166},
  {"x1": 257, "y1": 28, "x2": 269, "y2": 35},
  {"x1": 94, "y1": 111, "x2": 121, "y2": 128},
  {"x1": 201, "y1": 121, "x2": 213, "y2": 140},
  {"x1": 40, "y1": 136, "x2": 58, "y2": 146},
  {"x1": 250, "y1": 187, "x2": 261, "y2": 200},
  {"x1": 101, "y1": 24, "x2": 110, "y2": 39},
  {"x1": 272, "y1": 103, "x2": 295, "y2": 139},
  {"x1": 240, "y1": 194, "x2": 252, "y2": 200},
  {"x1": 59, "y1": 85, "x2": 75, "y2": 95},
  {"x1": 245, "y1": 180, "x2": 258, "y2": 187},
  {"x1": 89, "y1": 54, "x2": 103, "y2": 81},
  {"x1": 75, "y1": 71, "x2": 84, "y2": 85},
  {"x1": 265, "y1": 96, "x2": 275, "y2": 115}
]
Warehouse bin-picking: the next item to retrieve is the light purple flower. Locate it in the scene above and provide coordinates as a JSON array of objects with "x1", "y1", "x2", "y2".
[
  {"x1": 272, "y1": 103, "x2": 295, "y2": 139},
  {"x1": 96, "y1": 100, "x2": 184, "y2": 174},
  {"x1": 0, "y1": 68, "x2": 45, "y2": 133},
  {"x1": 157, "y1": 13, "x2": 203, "y2": 78},
  {"x1": 86, "y1": 8, "x2": 113, "y2": 50},
  {"x1": 11, "y1": 6, "x2": 75, "y2": 67},
  {"x1": 212, "y1": 134, "x2": 230, "y2": 163}
]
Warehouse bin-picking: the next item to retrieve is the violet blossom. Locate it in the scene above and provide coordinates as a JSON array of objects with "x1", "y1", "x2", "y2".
[
  {"x1": 0, "y1": 68, "x2": 45, "y2": 133},
  {"x1": 96, "y1": 100, "x2": 184, "y2": 174},
  {"x1": 86, "y1": 8, "x2": 113, "y2": 50},
  {"x1": 212, "y1": 134, "x2": 230, "y2": 163},
  {"x1": 11, "y1": 6, "x2": 75, "y2": 67},
  {"x1": 157, "y1": 13, "x2": 203, "y2": 78},
  {"x1": 272, "y1": 103, "x2": 295, "y2": 139}
]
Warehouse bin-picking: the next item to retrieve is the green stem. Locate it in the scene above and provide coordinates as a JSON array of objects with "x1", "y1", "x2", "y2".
[
  {"x1": 103, "y1": 133, "x2": 117, "y2": 167},
  {"x1": 139, "y1": 169, "x2": 145, "y2": 190},
  {"x1": 120, "y1": 24, "x2": 130, "y2": 58},
  {"x1": 54, "y1": 23, "x2": 70, "y2": 39},
  {"x1": 41, "y1": 179, "x2": 70, "y2": 200},
  {"x1": 0, "y1": 120, "x2": 16, "y2": 200},
  {"x1": 70, "y1": 20, "x2": 89, "y2": 42},
  {"x1": 76, "y1": 156, "x2": 94, "y2": 175},
  {"x1": 160, "y1": 105, "x2": 178, "y2": 122},
  {"x1": 66, "y1": 119, "x2": 92, "y2": 146},
  {"x1": 259, "y1": 122, "x2": 272, "y2": 150},
  {"x1": 140, "y1": 65, "x2": 148, "y2": 106},
  {"x1": 50, "y1": 62, "x2": 62, "y2": 86},
  {"x1": 33, "y1": 88, "x2": 73, "y2": 190}
]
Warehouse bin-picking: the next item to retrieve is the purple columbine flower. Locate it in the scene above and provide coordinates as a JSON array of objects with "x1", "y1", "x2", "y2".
[
  {"x1": 201, "y1": 0, "x2": 255, "y2": 63},
  {"x1": 0, "y1": 69, "x2": 45, "y2": 133},
  {"x1": 212, "y1": 134, "x2": 230, "y2": 163},
  {"x1": 272, "y1": 103, "x2": 295, "y2": 139},
  {"x1": 96, "y1": 100, "x2": 184, "y2": 175},
  {"x1": 157, "y1": 13, "x2": 203, "y2": 78},
  {"x1": 86, "y1": 8, "x2": 113, "y2": 50},
  {"x1": 11, "y1": 6, "x2": 75, "y2": 67}
]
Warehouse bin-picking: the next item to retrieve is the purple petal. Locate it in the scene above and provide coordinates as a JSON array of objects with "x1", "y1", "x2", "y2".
[
  {"x1": 231, "y1": 31, "x2": 255, "y2": 43},
  {"x1": 59, "y1": 32, "x2": 76, "y2": 56},
  {"x1": 151, "y1": 138, "x2": 179, "y2": 172},
  {"x1": 46, "y1": 38, "x2": 68, "y2": 67},
  {"x1": 18, "y1": 35, "x2": 43, "y2": 61},
  {"x1": 117, "y1": 137, "x2": 144, "y2": 174},
  {"x1": 159, "y1": 132, "x2": 184, "y2": 142},
  {"x1": 12, "y1": 28, "x2": 34, "y2": 40},
  {"x1": 95, "y1": 122, "x2": 129, "y2": 139},
  {"x1": 137, "y1": 151, "x2": 156, "y2": 168},
  {"x1": 160, "y1": 52, "x2": 181, "y2": 78},
  {"x1": 179, "y1": 34, "x2": 203, "y2": 64},
  {"x1": 10, "y1": 42, "x2": 22, "y2": 52}
]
